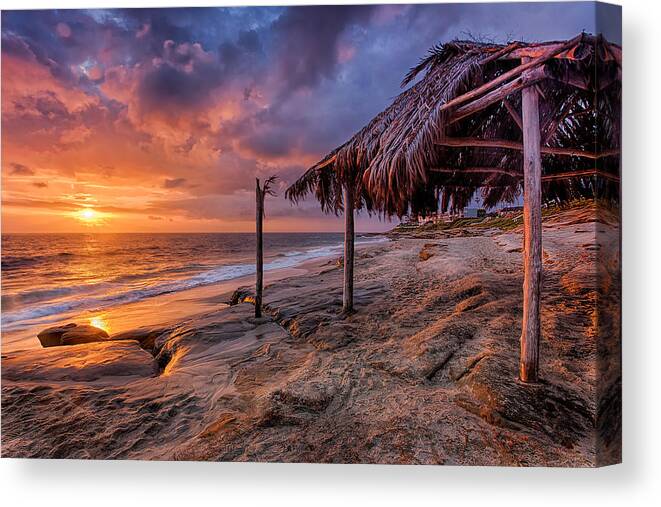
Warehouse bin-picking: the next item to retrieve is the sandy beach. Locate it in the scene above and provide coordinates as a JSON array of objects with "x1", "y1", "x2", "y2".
[
  {"x1": 0, "y1": 264, "x2": 310, "y2": 354},
  {"x1": 1, "y1": 203, "x2": 620, "y2": 465}
]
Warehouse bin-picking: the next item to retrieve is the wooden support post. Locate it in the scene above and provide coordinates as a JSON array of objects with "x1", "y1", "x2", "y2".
[
  {"x1": 520, "y1": 75, "x2": 543, "y2": 383},
  {"x1": 255, "y1": 178, "x2": 264, "y2": 318},
  {"x1": 343, "y1": 183, "x2": 355, "y2": 313}
]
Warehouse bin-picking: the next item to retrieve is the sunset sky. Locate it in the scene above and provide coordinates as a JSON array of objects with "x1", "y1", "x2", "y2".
[{"x1": 1, "y1": 3, "x2": 619, "y2": 233}]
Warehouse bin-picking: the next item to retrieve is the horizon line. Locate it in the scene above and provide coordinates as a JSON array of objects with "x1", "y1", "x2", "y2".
[{"x1": 1, "y1": 230, "x2": 391, "y2": 235}]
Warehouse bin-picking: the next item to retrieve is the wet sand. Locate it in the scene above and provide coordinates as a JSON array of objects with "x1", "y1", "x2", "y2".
[
  {"x1": 1, "y1": 265, "x2": 309, "y2": 353},
  {"x1": 1, "y1": 203, "x2": 620, "y2": 465}
]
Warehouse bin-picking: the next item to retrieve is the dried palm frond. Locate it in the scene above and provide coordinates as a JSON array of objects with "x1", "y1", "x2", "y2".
[{"x1": 286, "y1": 33, "x2": 621, "y2": 217}]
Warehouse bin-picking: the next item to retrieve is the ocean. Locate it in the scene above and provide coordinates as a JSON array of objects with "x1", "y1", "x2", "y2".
[{"x1": 1, "y1": 232, "x2": 385, "y2": 350}]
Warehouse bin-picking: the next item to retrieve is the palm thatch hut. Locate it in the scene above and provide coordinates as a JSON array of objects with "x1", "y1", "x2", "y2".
[{"x1": 286, "y1": 33, "x2": 621, "y2": 383}]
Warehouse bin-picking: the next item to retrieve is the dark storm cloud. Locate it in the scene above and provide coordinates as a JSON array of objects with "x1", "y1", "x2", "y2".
[
  {"x1": 237, "y1": 29, "x2": 262, "y2": 54},
  {"x1": 139, "y1": 32, "x2": 263, "y2": 114},
  {"x1": 219, "y1": 28, "x2": 263, "y2": 66},
  {"x1": 138, "y1": 56, "x2": 219, "y2": 111},
  {"x1": 269, "y1": 4, "x2": 375, "y2": 102},
  {"x1": 116, "y1": 7, "x2": 279, "y2": 50},
  {"x1": 1, "y1": 31, "x2": 34, "y2": 59},
  {"x1": 2, "y1": 4, "x2": 608, "y2": 227},
  {"x1": 3, "y1": 10, "x2": 131, "y2": 84}
]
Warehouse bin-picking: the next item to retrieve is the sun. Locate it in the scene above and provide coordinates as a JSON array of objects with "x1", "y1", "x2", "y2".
[
  {"x1": 74, "y1": 207, "x2": 103, "y2": 224},
  {"x1": 80, "y1": 208, "x2": 96, "y2": 220}
]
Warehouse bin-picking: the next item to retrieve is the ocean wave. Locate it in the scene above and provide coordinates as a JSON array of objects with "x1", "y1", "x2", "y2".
[
  {"x1": 1, "y1": 263, "x2": 256, "y2": 329},
  {"x1": 1, "y1": 235, "x2": 388, "y2": 330},
  {"x1": 1, "y1": 252, "x2": 74, "y2": 270},
  {"x1": 2, "y1": 283, "x2": 114, "y2": 308}
]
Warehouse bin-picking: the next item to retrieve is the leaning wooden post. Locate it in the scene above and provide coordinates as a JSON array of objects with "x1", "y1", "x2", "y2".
[
  {"x1": 519, "y1": 70, "x2": 543, "y2": 383},
  {"x1": 343, "y1": 183, "x2": 355, "y2": 313},
  {"x1": 255, "y1": 178, "x2": 264, "y2": 318}
]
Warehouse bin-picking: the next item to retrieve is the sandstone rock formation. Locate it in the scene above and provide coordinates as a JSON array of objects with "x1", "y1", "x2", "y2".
[{"x1": 37, "y1": 323, "x2": 110, "y2": 348}]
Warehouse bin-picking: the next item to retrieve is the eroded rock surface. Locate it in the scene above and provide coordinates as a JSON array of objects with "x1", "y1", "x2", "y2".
[
  {"x1": 2, "y1": 204, "x2": 620, "y2": 465},
  {"x1": 2, "y1": 340, "x2": 156, "y2": 383},
  {"x1": 37, "y1": 323, "x2": 109, "y2": 347}
]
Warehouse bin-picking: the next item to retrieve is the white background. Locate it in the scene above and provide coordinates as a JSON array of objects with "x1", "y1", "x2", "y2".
[{"x1": 1, "y1": 0, "x2": 659, "y2": 505}]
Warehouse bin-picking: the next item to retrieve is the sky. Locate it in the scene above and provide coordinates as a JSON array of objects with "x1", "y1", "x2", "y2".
[{"x1": 1, "y1": 2, "x2": 619, "y2": 233}]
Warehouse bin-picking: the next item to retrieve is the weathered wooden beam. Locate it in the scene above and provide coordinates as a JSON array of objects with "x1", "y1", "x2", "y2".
[
  {"x1": 504, "y1": 99, "x2": 523, "y2": 130},
  {"x1": 479, "y1": 42, "x2": 521, "y2": 64},
  {"x1": 343, "y1": 183, "x2": 355, "y2": 313},
  {"x1": 435, "y1": 137, "x2": 620, "y2": 159},
  {"x1": 520, "y1": 72, "x2": 542, "y2": 384},
  {"x1": 430, "y1": 166, "x2": 519, "y2": 177},
  {"x1": 430, "y1": 165, "x2": 620, "y2": 183},
  {"x1": 534, "y1": 84, "x2": 547, "y2": 101},
  {"x1": 255, "y1": 178, "x2": 264, "y2": 318},
  {"x1": 448, "y1": 64, "x2": 605, "y2": 126},
  {"x1": 541, "y1": 169, "x2": 620, "y2": 182},
  {"x1": 439, "y1": 34, "x2": 583, "y2": 114},
  {"x1": 448, "y1": 65, "x2": 547, "y2": 124},
  {"x1": 507, "y1": 40, "x2": 582, "y2": 60}
]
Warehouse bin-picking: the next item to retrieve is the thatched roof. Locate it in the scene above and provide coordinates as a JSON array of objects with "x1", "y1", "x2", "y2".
[{"x1": 286, "y1": 33, "x2": 621, "y2": 217}]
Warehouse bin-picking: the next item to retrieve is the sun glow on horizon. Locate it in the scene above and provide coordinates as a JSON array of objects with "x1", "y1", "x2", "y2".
[{"x1": 74, "y1": 207, "x2": 106, "y2": 225}]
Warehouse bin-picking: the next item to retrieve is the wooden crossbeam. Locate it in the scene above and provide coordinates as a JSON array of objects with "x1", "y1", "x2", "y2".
[
  {"x1": 541, "y1": 169, "x2": 620, "y2": 182},
  {"x1": 508, "y1": 42, "x2": 580, "y2": 60},
  {"x1": 503, "y1": 99, "x2": 523, "y2": 130},
  {"x1": 438, "y1": 34, "x2": 583, "y2": 114},
  {"x1": 435, "y1": 137, "x2": 620, "y2": 159},
  {"x1": 502, "y1": 35, "x2": 620, "y2": 63},
  {"x1": 430, "y1": 167, "x2": 519, "y2": 177},
  {"x1": 430, "y1": 166, "x2": 620, "y2": 182},
  {"x1": 449, "y1": 65, "x2": 548, "y2": 124},
  {"x1": 479, "y1": 42, "x2": 522, "y2": 65}
]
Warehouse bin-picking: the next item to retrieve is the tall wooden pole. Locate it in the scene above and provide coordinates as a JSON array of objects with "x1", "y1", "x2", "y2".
[
  {"x1": 255, "y1": 178, "x2": 264, "y2": 318},
  {"x1": 343, "y1": 183, "x2": 355, "y2": 313},
  {"x1": 519, "y1": 75, "x2": 543, "y2": 383}
]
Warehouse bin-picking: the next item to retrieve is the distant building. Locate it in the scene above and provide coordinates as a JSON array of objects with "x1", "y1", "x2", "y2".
[
  {"x1": 463, "y1": 208, "x2": 486, "y2": 219},
  {"x1": 400, "y1": 210, "x2": 461, "y2": 226}
]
